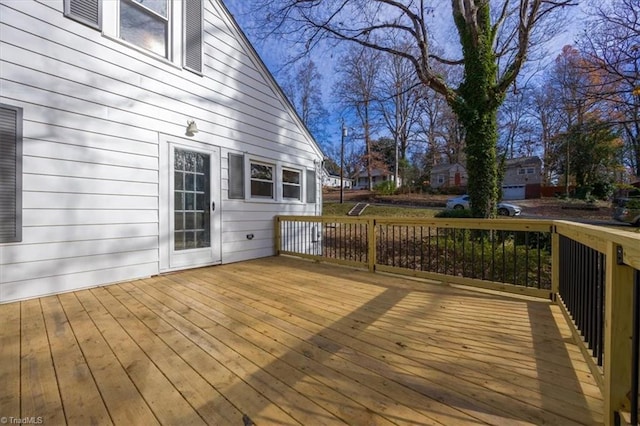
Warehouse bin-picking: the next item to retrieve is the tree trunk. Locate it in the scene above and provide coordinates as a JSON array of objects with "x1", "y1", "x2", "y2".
[
  {"x1": 452, "y1": 4, "x2": 500, "y2": 218},
  {"x1": 458, "y1": 108, "x2": 499, "y2": 217}
]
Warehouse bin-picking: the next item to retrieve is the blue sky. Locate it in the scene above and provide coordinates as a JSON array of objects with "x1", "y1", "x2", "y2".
[{"x1": 223, "y1": 0, "x2": 590, "y2": 151}]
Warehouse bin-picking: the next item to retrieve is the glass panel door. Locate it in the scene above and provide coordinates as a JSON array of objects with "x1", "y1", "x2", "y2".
[{"x1": 174, "y1": 149, "x2": 210, "y2": 250}]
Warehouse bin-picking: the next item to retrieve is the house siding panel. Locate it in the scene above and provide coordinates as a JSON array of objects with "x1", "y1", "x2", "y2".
[{"x1": 0, "y1": 0, "x2": 322, "y2": 302}]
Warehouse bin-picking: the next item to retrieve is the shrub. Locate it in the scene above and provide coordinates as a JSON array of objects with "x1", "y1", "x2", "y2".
[
  {"x1": 373, "y1": 180, "x2": 396, "y2": 195},
  {"x1": 435, "y1": 209, "x2": 473, "y2": 218}
]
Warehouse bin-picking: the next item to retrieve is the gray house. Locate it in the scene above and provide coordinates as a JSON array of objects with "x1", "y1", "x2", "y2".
[
  {"x1": 430, "y1": 163, "x2": 467, "y2": 188},
  {"x1": 502, "y1": 156, "x2": 542, "y2": 200}
]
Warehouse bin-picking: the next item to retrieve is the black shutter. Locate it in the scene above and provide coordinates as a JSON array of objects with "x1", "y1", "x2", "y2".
[
  {"x1": 228, "y1": 154, "x2": 245, "y2": 199},
  {"x1": 0, "y1": 104, "x2": 23, "y2": 243},
  {"x1": 184, "y1": 0, "x2": 203, "y2": 73},
  {"x1": 306, "y1": 169, "x2": 316, "y2": 203},
  {"x1": 64, "y1": 0, "x2": 102, "y2": 30}
]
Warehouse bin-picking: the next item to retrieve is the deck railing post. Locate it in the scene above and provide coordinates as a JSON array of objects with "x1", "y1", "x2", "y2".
[
  {"x1": 604, "y1": 242, "x2": 635, "y2": 425},
  {"x1": 275, "y1": 216, "x2": 281, "y2": 255},
  {"x1": 368, "y1": 218, "x2": 376, "y2": 273}
]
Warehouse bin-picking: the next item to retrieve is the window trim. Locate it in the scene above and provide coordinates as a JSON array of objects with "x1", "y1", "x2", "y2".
[
  {"x1": 282, "y1": 167, "x2": 302, "y2": 201},
  {"x1": 102, "y1": 0, "x2": 185, "y2": 68},
  {"x1": 118, "y1": 0, "x2": 170, "y2": 58},
  {"x1": 0, "y1": 104, "x2": 23, "y2": 243},
  {"x1": 248, "y1": 160, "x2": 275, "y2": 200},
  {"x1": 238, "y1": 155, "x2": 313, "y2": 203}
]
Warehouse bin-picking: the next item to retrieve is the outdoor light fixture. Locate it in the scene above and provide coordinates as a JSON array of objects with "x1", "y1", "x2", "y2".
[{"x1": 185, "y1": 120, "x2": 199, "y2": 137}]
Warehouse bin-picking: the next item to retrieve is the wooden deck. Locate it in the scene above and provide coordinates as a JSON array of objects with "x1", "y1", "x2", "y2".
[{"x1": 1, "y1": 256, "x2": 603, "y2": 425}]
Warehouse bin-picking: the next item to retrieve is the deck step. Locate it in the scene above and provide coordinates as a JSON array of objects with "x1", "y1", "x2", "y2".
[{"x1": 347, "y1": 202, "x2": 369, "y2": 216}]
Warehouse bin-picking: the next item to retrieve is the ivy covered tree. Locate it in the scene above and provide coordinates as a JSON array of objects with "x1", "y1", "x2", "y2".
[{"x1": 252, "y1": 0, "x2": 574, "y2": 217}]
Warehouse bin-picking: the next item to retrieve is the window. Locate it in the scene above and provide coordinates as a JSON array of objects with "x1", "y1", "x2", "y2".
[
  {"x1": 527, "y1": 168, "x2": 535, "y2": 174},
  {"x1": 282, "y1": 168, "x2": 301, "y2": 200},
  {"x1": 64, "y1": 0, "x2": 203, "y2": 73},
  {"x1": 174, "y1": 149, "x2": 210, "y2": 250},
  {"x1": 250, "y1": 162, "x2": 274, "y2": 199},
  {"x1": 0, "y1": 104, "x2": 23, "y2": 243},
  {"x1": 437, "y1": 175, "x2": 445, "y2": 184},
  {"x1": 119, "y1": 0, "x2": 168, "y2": 57},
  {"x1": 518, "y1": 168, "x2": 526, "y2": 175}
]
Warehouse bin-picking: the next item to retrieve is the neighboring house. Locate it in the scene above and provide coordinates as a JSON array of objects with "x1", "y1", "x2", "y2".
[
  {"x1": 353, "y1": 168, "x2": 400, "y2": 189},
  {"x1": 0, "y1": 0, "x2": 323, "y2": 303},
  {"x1": 322, "y1": 172, "x2": 353, "y2": 189},
  {"x1": 502, "y1": 156, "x2": 543, "y2": 200},
  {"x1": 429, "y1": 163, "x2": 468, "y2": 189}
]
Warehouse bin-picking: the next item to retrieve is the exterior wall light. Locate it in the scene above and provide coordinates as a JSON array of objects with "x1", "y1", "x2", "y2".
[{"x1": 186, "y1": 120, "x2": 199, "y2": 136}]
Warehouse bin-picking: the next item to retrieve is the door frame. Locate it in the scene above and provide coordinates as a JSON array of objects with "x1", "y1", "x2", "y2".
[{"x1": 159, "y1": 136, "x2": 221, "y2": 272}]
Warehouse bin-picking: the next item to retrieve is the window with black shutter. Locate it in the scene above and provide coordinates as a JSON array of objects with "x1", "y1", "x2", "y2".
[
  {"x1": 64, "y1": 0, "x2": 102, "y2": 30},
  {"x1": 0, "y1": 104, "x2": 23, "y2": 243}
]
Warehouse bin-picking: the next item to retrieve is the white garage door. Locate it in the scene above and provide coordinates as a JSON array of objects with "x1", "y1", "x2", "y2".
[{"x1": 502, "y1": 185, "x2": 525, "y2": 200}]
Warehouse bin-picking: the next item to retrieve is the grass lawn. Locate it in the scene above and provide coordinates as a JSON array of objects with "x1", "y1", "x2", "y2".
[{"x1": 323, "y1": 202, "x2": 440, "y2": 218}]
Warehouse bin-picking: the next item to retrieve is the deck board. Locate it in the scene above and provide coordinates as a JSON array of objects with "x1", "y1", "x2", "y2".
[{"x1": 1, "y1": 256, "x2": 603, "y2": 425}]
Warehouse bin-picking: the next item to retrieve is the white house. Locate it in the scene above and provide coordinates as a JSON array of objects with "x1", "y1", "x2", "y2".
[
  {"x1": 353, "y1": 168, "x2": 400, "y2": 189},
  {"x1": 322, "y1": 171, "x2": 353, "y2": 189},
  {"x1": 0, "y1": 0, "x2": 324, "y2": 303}
]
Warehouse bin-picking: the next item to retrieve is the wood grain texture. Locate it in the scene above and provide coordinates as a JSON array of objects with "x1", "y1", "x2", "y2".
[{"x1": 1, "y1": 256, "x2": 603, "y2": 425}]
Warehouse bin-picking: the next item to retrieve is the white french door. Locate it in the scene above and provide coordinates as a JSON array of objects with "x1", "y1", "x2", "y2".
[{"x1": 160, "y1": 139, "x2": 221, "y2": 271}]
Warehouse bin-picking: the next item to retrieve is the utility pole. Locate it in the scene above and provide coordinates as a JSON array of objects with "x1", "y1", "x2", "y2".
[{"x1": 340, "y1": 120, "x2": 347, "y2": 204}]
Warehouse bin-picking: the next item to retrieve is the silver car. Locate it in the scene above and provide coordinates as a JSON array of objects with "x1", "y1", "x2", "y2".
[
  {"x1": 445, "y1": 195, "x2": 522, "y2": 216},
  {"x1": 613, "y1": 198, "x2": 640, "y2": 226}
]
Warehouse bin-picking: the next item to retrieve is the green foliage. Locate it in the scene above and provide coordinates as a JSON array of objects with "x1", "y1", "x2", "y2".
[
  {"x1": 377, "y1": 228, "x2": 552, "y2": 289},
  {"x1": 373, "y1": 180, "x2": 396, "y2": 195},
  {"x1": 626, "y1": 198, "x2": 640, "y2": 210},
  {"x1": 591, "y1": 180, "x2": 616, "y2": 200},
  {"x1": 561, "y1": 118, "x2": 623, "y2": 189},
  {"x1": 435, "y1": 209, "x2": 473, "y2": 218}
]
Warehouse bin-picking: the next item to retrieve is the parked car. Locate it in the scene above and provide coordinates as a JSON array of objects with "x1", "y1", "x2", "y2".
[
  {"x1": 445, "y1": 195, "x2": 522, "y2": 216},
  {"x1": 612, "y1": 198, "x2": 640, "y2": 226}
]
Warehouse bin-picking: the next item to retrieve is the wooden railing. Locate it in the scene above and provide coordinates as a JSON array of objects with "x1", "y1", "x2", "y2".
[{"x1": 275, "y1": 215, "x2": 640, "y2": 426}]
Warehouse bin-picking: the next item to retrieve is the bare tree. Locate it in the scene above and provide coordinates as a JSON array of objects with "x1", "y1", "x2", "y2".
[
  {"x1": 527, "y1": 79, "x2": 564, "y2": 185},
  {"x1": 279, "y1": 59, "x2": 328, "y2": 145},
  {"x1": 253, "y1": 0, "x2": 574, "y2": 217},
  {"x1": 579, "y1": 0, "x2": 640, "y2": 178},
  {"x1": 376, "y1": 45, "x2": 423, "y2": 187},
  {"x1": 498, "y1": 84, "x2": 537, "y2": 159},
  {"x1": 335, "y1": 46, "x2": 381, "y2": 190}
]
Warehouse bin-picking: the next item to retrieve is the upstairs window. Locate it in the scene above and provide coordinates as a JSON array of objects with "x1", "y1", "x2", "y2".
[
  {"x1": 119, "y1": 0, "x2": 168, "y2": 57},
  {"x1": 64, "y1": 0, "x2": 202, "y2": 73},
  {"x1": 518, "y1": 168, "x2": 526, "y2": 175}
]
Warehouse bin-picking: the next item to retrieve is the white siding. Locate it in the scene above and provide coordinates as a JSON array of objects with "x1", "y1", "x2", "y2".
[{"x1": 0, "y1": 0, "x2": 322, "y2": 302}]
